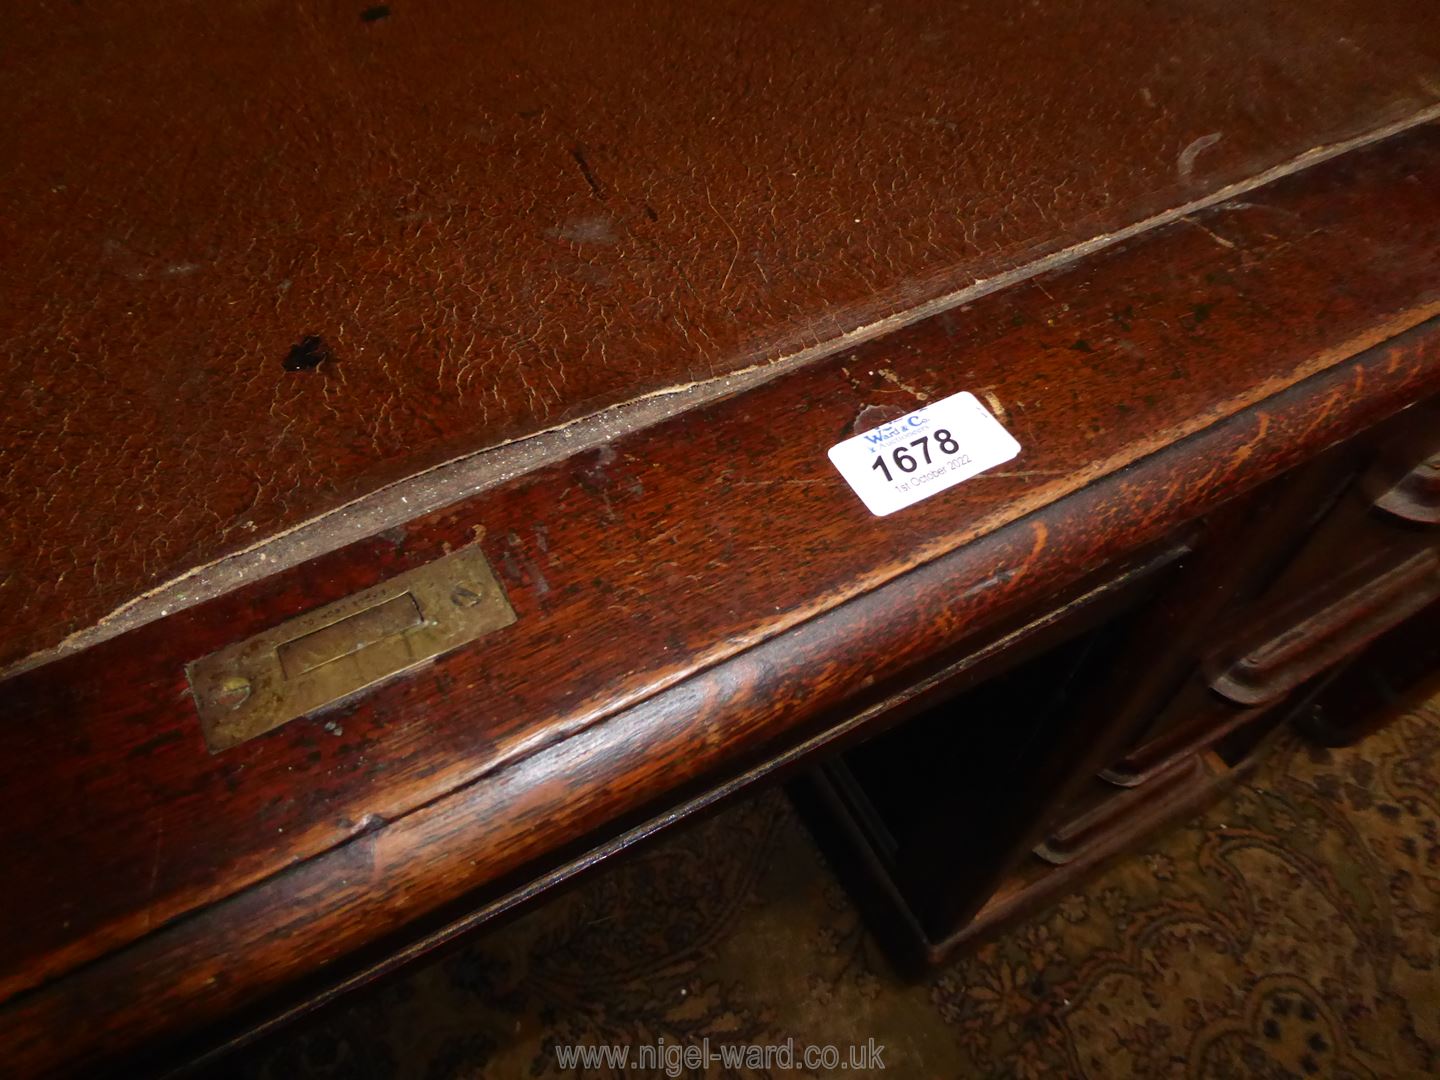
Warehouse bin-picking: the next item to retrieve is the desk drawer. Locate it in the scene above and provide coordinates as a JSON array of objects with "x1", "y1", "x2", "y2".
[
  {"x1": 1206, "y1": 545, "x2": 1440, "y2": 706},
  {"x1": 792, "y1": 395, "x2": 1440, "y2": 969}
]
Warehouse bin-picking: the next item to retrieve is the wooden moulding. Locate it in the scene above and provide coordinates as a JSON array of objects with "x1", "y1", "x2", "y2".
[{"x1": 2, "y1": 126, "x2": 1440, "y2": 1073}]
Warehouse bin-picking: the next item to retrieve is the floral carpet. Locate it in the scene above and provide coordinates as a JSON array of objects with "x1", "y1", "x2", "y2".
[{"x1": 230, "y1": 693, "x2": 1440, "y2": 1078}]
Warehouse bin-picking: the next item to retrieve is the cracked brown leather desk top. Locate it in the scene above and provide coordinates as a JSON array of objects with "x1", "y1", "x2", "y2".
[{"x1": 4, "y1": 0, "x2": 1440, "y2": 668}]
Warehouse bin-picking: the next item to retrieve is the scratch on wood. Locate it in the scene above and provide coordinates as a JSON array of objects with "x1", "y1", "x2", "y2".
[
  {"x1": 1179, "y1": 132, "x2": 1223, "y2": 180},
  {"x1": 1182, "y1": 216, "x2": 1237, "y2": 250},
  {"x1": 876, "y1": 368, "x2": 930, "y2": 401}
]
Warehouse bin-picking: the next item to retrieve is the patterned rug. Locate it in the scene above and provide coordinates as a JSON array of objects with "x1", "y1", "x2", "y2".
[{"x1": 230, "y1": 693, "x2": 1440, "y2": 1078}]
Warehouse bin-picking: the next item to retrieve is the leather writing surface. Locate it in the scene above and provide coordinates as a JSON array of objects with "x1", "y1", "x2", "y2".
[{"x1": 3, "y1": 0, "x2": 1440, "y2": 665}]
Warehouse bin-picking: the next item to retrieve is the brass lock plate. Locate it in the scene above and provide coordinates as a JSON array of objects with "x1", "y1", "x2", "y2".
[{"x1": 187, "y1": 545, "x2": 515, "y2": 752}]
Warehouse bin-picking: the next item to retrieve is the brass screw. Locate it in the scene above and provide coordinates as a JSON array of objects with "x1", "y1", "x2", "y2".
[
  {"x1": 451, "y1": 584, "x2": 484, "y2": 608},
  {"x1": 213, "y1": 675, "x2": 252, "y2": 711}
]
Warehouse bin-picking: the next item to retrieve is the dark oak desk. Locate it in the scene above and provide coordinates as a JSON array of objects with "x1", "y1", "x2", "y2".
[{"x1": 2, "y1": 3, "x2": 1440, "y2": 1073}]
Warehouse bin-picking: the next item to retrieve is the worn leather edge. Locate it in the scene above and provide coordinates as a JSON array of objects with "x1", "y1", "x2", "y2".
[{"x1": 8, "y1": 104, "x2": 1440, "y2": 683}]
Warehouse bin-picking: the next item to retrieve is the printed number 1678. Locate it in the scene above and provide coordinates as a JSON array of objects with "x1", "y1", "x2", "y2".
[{"x1": 870, "y1": 428, "x2": 961, "y2": 483}]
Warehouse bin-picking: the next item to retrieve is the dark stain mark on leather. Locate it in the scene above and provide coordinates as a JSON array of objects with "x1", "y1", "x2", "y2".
[
  {"x1": 569, "y1": 146, "x2": 607, "y2": 201},
  {"x1": 642, "y1": 203, "x2": 659, "y2": 222},
  {"x1": 360, "y1": 5, "x2": 391, "y2": 22},
  {"x1": 283, "y1": 335, "x2": 333, "y2": 372},
  {"x1": 1071, "y1": 339, "x2": 1095, "y2": 353}
]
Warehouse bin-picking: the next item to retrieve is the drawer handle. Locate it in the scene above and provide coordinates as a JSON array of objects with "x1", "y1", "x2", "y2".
[
  {"x1": 1363, "y1": 406, "x2": 1440, "y2": 526},
  {"x1": 187, "y1": 544, "x2": 515, "y2": 752},
  {"x1": 1368, "y1": 451, "x2": 1440, "y2": 525},
  {"x1": 1205, "y1": 546, "x2": 1440, "y2": 706}
]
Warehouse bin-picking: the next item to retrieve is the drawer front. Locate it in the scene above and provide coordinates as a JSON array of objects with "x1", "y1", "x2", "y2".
[{"x1": 1205, "y1": 545, "x2": 1440, "y2": 706}]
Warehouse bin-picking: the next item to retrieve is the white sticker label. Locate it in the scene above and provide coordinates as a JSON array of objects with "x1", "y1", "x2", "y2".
[{"x1": 827, "y1": 391, "x2": 1021, "y2": 516}]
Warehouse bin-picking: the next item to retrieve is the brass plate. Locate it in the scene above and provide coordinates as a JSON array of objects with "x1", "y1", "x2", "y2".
[{"x1": 187, "y1": 545, "x2": 515, "y2": 752}]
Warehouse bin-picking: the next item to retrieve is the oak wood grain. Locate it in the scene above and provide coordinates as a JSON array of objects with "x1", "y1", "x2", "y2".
[{"x1": 2, "y1": 125, "x2": 1440, "y2": 1075}]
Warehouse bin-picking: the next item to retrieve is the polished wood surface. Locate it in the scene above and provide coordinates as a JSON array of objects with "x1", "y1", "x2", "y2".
[
  {"x1": 796, "y1": 401, "x2": 1440, "y2": 968},
  {"x1": 2, "y1": 124, "x2": 1440, "y2": 1075}
]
